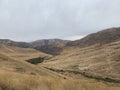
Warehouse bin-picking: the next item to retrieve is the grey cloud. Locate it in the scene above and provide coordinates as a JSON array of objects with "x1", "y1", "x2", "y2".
[{"x1": 0, "y1": 0, "x2": 120, "y2": 41}]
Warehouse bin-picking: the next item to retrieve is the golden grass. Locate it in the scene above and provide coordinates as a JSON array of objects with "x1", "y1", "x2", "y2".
[
  {"x1": 0, "y1": 53, "x2": 61, "y2": 79},
  {"x1": 0, "y1": 70, "x2": 119, "y2": 90},
  {"x1": 41, "y1": 40, "x2": 120, "y2": 78},
  {"x1": 0, "y1": 40, "x2": 119, "y2": 90},
  {"x1": 0, "y1": 44, "x2": 51, "y2": 61}
]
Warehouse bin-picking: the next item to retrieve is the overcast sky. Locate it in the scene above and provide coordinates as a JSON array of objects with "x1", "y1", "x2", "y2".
[{"x1": 0, "y1": 0, "x2": 120, "y2": 41}]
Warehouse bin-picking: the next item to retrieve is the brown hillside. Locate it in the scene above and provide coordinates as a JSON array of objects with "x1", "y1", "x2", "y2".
[
  {"x1": 67, "y1": 27, "x2": 120, "y2": 47},
  {"x1": 0, "y1": 39, "x2": 31, "y2": 48},
  {"x1": 0, "y1": 44, "x2": 50, "y2": 61},
  {"x1": 31, "y1": 39, "x2": 69, "y2": 55},
  {"x1": 42, "y1": 40, "x2": 120, "y2": 79},
  {"x1": 0, "y1": 45, "x2": 62, "y2": 78}
]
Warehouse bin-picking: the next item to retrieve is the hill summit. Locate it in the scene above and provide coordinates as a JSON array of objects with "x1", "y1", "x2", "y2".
[
  {"x1": 30, "y1": 39, "x2": 69, "y2": 55},
  {"x1": 67, "y1": 27, "x2": 120, "y2": 47}
]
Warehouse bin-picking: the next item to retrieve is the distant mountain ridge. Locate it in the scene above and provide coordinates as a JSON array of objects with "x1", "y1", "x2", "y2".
[
  {"x1": 66, "y1": 27, "x2": 120, "y2": 47},
  {"x1": 0, "y1": 39, "x2": 30, "y2": 48},
  {"x1": 30, "y1": 39, "x2": 69, "y2": 55},
  {"x1": 30, "y1": 39, "x2": 69, "y2": 47},
  {"x1": 0, "y1": 39, "x2": 69, "y2": 55},
  {"x1": 0, "y1": 27, "x2": 120, "y2": 55}
]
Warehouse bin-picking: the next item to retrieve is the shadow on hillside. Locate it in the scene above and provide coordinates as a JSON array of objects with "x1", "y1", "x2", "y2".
[{"x1": 26, "y1": 57, "x2": 46, "y2": 64}]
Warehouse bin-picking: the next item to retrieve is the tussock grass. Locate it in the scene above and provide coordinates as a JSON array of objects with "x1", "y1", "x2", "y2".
[
  {"x1": 0, "y1": 70, "x2": 119, "y2": 90},
  {"x1": 42, "y1": 40, "x2": 120, "y2": 78},
  {"x1": 0, "y1": 45, "x2": 50, "y2": 61}
]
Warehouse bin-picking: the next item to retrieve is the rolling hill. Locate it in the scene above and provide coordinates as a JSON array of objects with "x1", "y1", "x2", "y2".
[
  {"x1": 0, "y1": 39, "x2": 30, "y2": 48},
  {"x1": 0, "y1": 45, "x2": 119, "y2": 90},
  {"x1": 66, "y1": 27, "x2": 120, "y2": 47},
  {"x1": 30, "y1": 39, "x2": 69, "y2": 55},
  {"x1": 0, "y1": 45, "x2": 60, "y2": 76},
  {"x1": 0, "y1": 41, "x2": 119, "y2": 90},
  {"x1": 0, "y1": 28, "x2": 120, "y2": 90},
  {"x1": 0, "y1": 44, "x2": 50, "y2": 61},
  {"x1": 41, "y1": 28, "x2": 120, "y2": 80},
  {"x1": 0, "y1": 39, "x2": 69, "y2": 55}
]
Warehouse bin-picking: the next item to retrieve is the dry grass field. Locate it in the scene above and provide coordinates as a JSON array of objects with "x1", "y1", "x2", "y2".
[
  {"x1": 0, "y1": 69, "x2": 120, "y2": 90},
  {"x1": 0, "y1": 39, "x2": 120, "y2": 90},
  {"x1": 41, "y1": 40, "x2": 120, "y2": 79},
  {"x1": 0, "y1": 45, "x2": 50, "y2": 61},
  {"x1": 0, "y1": 46, "x2": 60, "y2": 77}
]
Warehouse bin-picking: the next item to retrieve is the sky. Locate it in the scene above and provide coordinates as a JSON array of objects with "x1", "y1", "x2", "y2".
[{"x1": 0, "y1": 0, "x2": 120, "y2": 41}]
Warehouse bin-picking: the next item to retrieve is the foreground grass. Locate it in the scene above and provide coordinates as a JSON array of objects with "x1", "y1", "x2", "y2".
[{"x1": 0, "y1": 70, "x2": 119, "y2": 90}]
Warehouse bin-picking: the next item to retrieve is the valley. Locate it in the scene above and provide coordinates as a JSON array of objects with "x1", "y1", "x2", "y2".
[{"x1": 0, "y1": 28, "x2": 120, "y2": 90}]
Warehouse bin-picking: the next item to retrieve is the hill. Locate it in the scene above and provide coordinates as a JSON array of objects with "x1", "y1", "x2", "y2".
[
  {"x1": 0, "y1": 44, "x2": 63, "y2": 78},
  {"x1": 0, "y1": 39, "x2": 31, "y2": 48},
  {"x1": 42, "y1": 39, "x2": 120, "y2": 80},
  {"x1": 0, "y1": 28, "x2": 120, "y2": 90},
  {"x1": 0, "y1": 45, "x2": 119, "y2": 90},
  {"x1": 0, "y1": 44, "x2": 50, "y2": 61},
  {"x1": 41, "y1": 28, "x2": 120, "y2": 80},
  {"x1": 30, "y1": 39, "x2": 69, "y2": 55},
  {"x1": 67, "y1": 27, "x2": 120, "y2": 47},
  {"x1": 0, "y1": 39, "x2": 69, "y2": 55}
]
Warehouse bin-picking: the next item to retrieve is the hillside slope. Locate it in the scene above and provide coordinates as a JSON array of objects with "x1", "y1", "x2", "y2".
[
  {"x1": 0, "y1": 39, "x2": 69, "y2": 55},
  {"x1": 31, "y1": 39, "x2": 69, "y2": 55},
  {"x1": 0, "y1": 44, "x2": 50, "y2": 61},
  {"x1": 67, "y1": 27, "x2": 120, "y2": 47},
  {"x1": 0, "y1": 53, "x2": 57, "y2": 77},
  {"x1": 42, "y1": 36, "x2": 120, "y2": 79},
  {"x1": 38, "y1": 28, "x2": 120, "y2": 79},
  {"x1": 0, "y1": 39, "x2": 30, "y2": 48}
]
